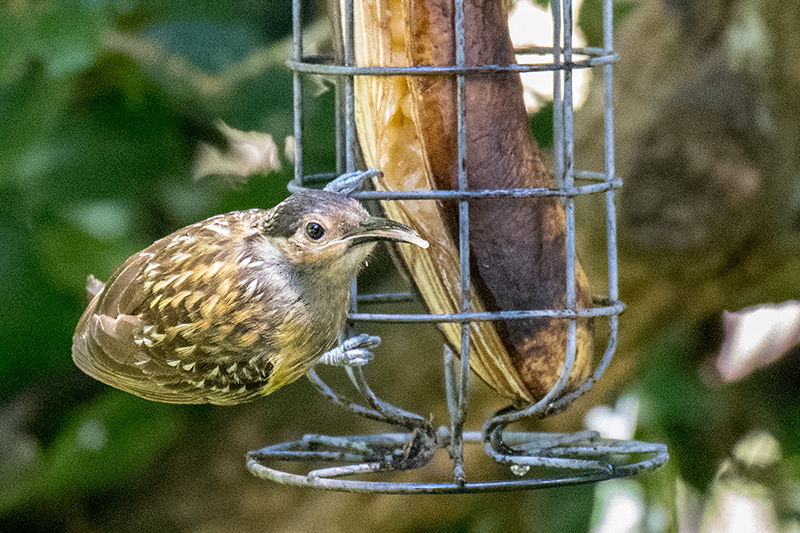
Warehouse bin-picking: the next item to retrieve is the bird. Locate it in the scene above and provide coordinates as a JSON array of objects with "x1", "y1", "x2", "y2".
[{"x1": 72, "y1": 186, "x2": 428, "y2": 405}]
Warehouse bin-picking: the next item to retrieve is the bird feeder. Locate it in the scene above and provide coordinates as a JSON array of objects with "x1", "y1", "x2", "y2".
[{"x1": 246, "y1": 0, "x2": 668, "y2": 493}]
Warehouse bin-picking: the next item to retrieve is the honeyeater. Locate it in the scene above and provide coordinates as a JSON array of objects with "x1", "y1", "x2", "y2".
[{"x1": 72, "y1": 188, "x2": 428, "y2": 405}]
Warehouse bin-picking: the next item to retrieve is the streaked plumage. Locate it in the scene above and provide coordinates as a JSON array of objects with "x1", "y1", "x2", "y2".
[{"x1": 72, "y1": 189, "x2": 427, "y2": 405}]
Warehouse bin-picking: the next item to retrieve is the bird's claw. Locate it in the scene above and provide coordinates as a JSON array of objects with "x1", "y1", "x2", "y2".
[
  {"x1": 324, "y1": 169, "x2": 381, "y2": 196},
  {"x1": 319, "y1": 334, "x2": 381, "y2": 367}
]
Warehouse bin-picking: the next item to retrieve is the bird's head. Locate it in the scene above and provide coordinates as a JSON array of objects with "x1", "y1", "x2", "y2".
[{"x1": 257, "y1": 189, "x2": 428, "y2": 280}]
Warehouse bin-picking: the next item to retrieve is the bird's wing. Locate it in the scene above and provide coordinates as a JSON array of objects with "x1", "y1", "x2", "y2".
[
  {"x1": 72, "y1": 212, "x2": 281, "y2": 405},
  {"x1": 72, "y1": 234, "x2": 211, "y2": 403}
]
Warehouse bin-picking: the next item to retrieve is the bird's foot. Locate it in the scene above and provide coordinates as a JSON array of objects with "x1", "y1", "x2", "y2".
[
  {"x1": 319, "y1": 333, "x2": 381, "y2": 367},
  {"x1": 324, "y1": 169, "x2": 381, "y2": 195}
]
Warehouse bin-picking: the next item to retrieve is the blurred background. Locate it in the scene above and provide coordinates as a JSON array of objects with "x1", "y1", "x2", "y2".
[{"x1": 2, "y1": 0, "x2": 800, "y2": 531}]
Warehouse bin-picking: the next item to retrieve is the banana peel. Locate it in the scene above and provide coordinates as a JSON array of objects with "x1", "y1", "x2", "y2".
[{"x1": 345, "y1": 0, "x2": 593, "y2": 407}]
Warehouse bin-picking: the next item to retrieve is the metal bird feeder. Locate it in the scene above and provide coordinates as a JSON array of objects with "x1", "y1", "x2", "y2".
[{"x1": 246, "y1": 0, "x2": 668, "y2": 493}]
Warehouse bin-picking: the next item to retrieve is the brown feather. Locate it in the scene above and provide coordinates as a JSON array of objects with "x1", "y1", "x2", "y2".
[{"x1": 72, "y1": 192, "x2": 426, "y2": 405}]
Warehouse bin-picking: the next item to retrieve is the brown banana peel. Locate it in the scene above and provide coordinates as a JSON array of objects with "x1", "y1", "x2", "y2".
[{"x1": 346, "y1": 0, "x2": 593, "y2": 407}]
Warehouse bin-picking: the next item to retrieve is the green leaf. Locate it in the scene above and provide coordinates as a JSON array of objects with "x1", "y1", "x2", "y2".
[{"x1": 531, "y1": 101, "x2": 554, "y2": 149}]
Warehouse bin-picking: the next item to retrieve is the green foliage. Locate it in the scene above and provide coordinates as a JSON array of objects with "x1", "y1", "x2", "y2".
[
  {"x1": 0, "y1": 0, "x2": 329, "y2": 519},
  {"x1": 635, "y1": 327, "x2": 722, "y2": 488},
  {"x1": 530, "y1": 101, "x2": 555, "y2": 149}
]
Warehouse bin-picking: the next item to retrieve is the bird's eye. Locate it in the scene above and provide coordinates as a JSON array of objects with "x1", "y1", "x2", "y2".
[{"x1": 305, "y1": 222, "x2": 326, "y2": 240}]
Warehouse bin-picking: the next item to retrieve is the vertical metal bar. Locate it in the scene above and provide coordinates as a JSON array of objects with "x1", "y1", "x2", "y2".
[
  {"x1": 344, "y1": 0, "x2": 357, "y2": 173},
  {"x1": 561, "y1": 0, "x2": 577, "y2": 393},
  {"x1": 451, "y1": 0, "x2": 469, "y2": 487},
  {"x1": 292, "y1": 0, "x2": 304, "y2": 186},
  {"x1": 562, "y1": 0, "x2": 575, "y2": 292},
  {"x1": 551, "y1": 0, "x2": 564, "y2": 189},
  {"x1": 597, "y1": 0, "x2": 620, "y2": 379},
  {"x1": 344, "y1": 0, "x2": 358, "y2": 322},
  {"x1": 330, "y1": 0, "x2": 346, "y2": 175},
  {"x1": 335, "y1": 82, "x2": 346, "y2": 175},
  {"x1": 443, "y1": 345, "x2": 458, "y2": 430},
  {"x1": 603, "y1": 0, "x2": 618, "y2": 302}
]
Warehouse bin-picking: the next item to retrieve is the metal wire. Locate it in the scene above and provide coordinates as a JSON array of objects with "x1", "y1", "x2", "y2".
[
  {"x1": 247, "y1": 430, "x2": 668, "y2": 493},
  {"x1": 285, "y1": 52, "x2": 618, "y2": 75},
  {"x1": 246, "y1": 0, "x2": 668, "y2": 493}
]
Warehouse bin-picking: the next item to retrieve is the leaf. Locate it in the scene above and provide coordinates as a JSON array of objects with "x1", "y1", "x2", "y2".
[
  {"x1": 193, "y1": 121, "x2": 282, "y2": 183},
  {"x1": 717, "y1": 301, "x2": 800, "y2": 383}
]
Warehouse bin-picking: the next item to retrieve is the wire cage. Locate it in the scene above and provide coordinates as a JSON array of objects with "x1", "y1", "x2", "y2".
[{"x1": 246, "y1": 0, "x2": 668, "y2": 493}]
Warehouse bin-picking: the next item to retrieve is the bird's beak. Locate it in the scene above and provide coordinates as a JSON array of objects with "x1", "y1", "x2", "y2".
[{"x1": 346, "y1": 216, "x2": 429, "y2": 248}]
